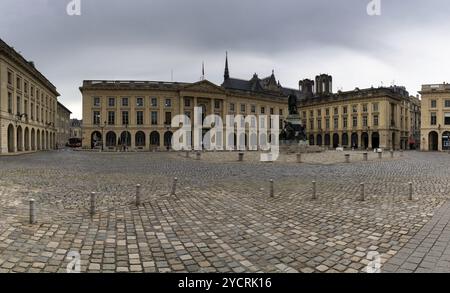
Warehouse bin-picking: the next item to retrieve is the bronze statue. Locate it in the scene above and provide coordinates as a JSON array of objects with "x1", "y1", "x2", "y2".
[{"x1": 288, "y1": 94, "x2": 299, "y2": 115}]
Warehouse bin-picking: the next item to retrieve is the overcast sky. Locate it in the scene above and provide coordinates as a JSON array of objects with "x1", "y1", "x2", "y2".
[{"x1": 1, "y1": 0, "x2": 450, "y2": 119}]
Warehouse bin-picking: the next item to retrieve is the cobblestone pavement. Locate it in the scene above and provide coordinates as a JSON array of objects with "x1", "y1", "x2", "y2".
[{"x1": 0, "y1": 150, "x2": 449, "y2": 273}]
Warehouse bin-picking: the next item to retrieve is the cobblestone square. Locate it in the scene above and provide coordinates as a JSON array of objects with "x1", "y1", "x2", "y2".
[{"x1": 1, "y1": 150, "x2": 450, "y2": 273}]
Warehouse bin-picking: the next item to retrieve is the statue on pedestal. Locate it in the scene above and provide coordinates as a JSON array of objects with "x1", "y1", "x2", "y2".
[{"x1": 280, "y1": 94, "x2": 307, "y2": 142}]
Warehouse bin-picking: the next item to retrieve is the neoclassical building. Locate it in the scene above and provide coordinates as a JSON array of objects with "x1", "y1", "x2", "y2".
[
  {"x1": 56, "y1": 102, "x2": 72, "y2": 148},
  {"x1": 80, "y1": 56, "x2": 291, "y2": 150},
  {"x1": 0, "y1": 38, "x2": 59, "y2": 155},
  {"x1": 420, "y1": 83, "x2": 450, "y2": 151},
  {"x1": 298, "y1": 75, "x2": 418, "y2": 150}
]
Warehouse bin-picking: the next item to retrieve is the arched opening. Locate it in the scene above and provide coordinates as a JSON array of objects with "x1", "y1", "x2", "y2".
[
  {"x1": 309, "y1": 134, "x2": 315, "y2": 146},
  {"x1": 7, "y1": 124, "x2": 15, "y2": 153},
  {"x1": 24, "y1": 127, "x2": 30, "y2": 151},
  {"x1": 392, "y1": 132, "x2": 396, "y2": 150},
  {"x1": 106, "y1": 132, "x2": 117, "y2": 147},
  {"x1": 17, "y1": 126, "x2": 23, "y2": 152},
  {"x1": 46, "y1": 131, "x2": 49, "y2": 150},
  {"x1": 135, "y1": 131, "x2": 146, "y2": 147},
  {"x1": 119, "y1": 131, "x2": 131, "y2": 147},
  {"x1": 91, "y1": 131, "x2": 102, "y2": 149},
  {"x1": 361, "y1": 132, "x2": 369, "y2": 149},
  {"x1": 41, "y1": 131, "x2": 45, "y2": 150},
  {"x1": 317, "y1": 134, "x2": 323, "y2": 146},
  {"x1": 443, "y1": 132, "x2": 450, "y2": 151},
  {"x1": 332, "y1": 133, "x2": 340, "y2": 148},
  {"x1": 37, "y1": 130, "x2": 41, "y2": 150},
  {"x1": 31, "y1": 129, "x2": 36, "y2": 151},
  {"x1": 351, "y1": 133, "x2": 359, "y2": 149},
  {"x1": 342, "y1": 133, "x2": 349, "y2": 147},
  {"x1": 150, "y1": 131, "x2": 160, "y2": 147},
  {"x1": 324, "y1": 134, "x2": 331, "y2": 146},
  {"x1": 372, "y1": 132, "x2": 380, "y2": 149},
  {"x1": 429, "y1": 131, "x2": 438, "y2": 151},
  {"x1": 164, "y1": 131, "x2": 173, "y2": 148}
]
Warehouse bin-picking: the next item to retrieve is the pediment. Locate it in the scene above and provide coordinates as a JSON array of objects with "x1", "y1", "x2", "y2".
[{"x1": 181, "y1": 80, "x2": 225, "y2": 95}]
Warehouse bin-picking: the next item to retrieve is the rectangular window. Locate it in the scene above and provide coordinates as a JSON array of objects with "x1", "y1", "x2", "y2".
[
  {"x1": 445, "y1": 100, "x2": 450, "y2": 108},
  {"x1": 16, "y1": 77, "x2": 21, "y2": 90},
  {"x1": 309, "y1": 110, "x2": 314, "y2": 117},
  {"x1": 261, "y1": 107, "x2": 266, "y2": 114},
  {"x1": 326, "y1": 108, "x2": 330, "y2": 116},
  {"x1": 445, "y1": 113, "x2": 450, "y2": 126},
  {"x1": 17, "y1": 96, "x2": 21, "y2": 115},
  {"x1": 279, "y1": 109, "x2": 283, "y2": 116},
  {"x1": 352, "y1": 105, "x2": 358, "y2": 113},
  {"x1": 136, "y1": 97, "x2": 144, "y2": 107},
  {"x1": 325, "y1": 118, "x2": 330, "y2": 129},
  {"x1": 93, "y1": 97, "x2": 101, "y2": 107},
  {"x1": 151, "y1": 97, "x2": 158, "y2": 107},
  {"x1": 229, "y1": 103, "x2": 235, "y2": 112},
  {"x1": 24, "y1": 100, "x2": 28, "y2": 115},
  {"x1": 343, "y1": 106, "x2": 348, "y2": 114},
  {"x1": 343, "y1": 117, "x2": 348, "y2": 128},
  {"x1": 271, "y1": 108, "x2": 275, "y2": 115},
  {"x1": 108, "y1": 97, "x2": 115, "y2": 107},
  {"x1": 373, "y1": 103, "x2": 379, "y2": 112},
  {"x1": 136, "y1": 111, "x2": 144, "y2": 125},
  {"x1": 93, "y1": 111, "x2": 100, "y2": 125},
  {"x1": 31, "y1": 86, "x2": 34, "y2": 97},
  {"x1": 363, "y1": 116, "x2": 368, "y2": 127},
  {"x1": 309, "y1": 119, "x2": 314, "y2": 130},
  {"x1": 353, "y1": 116, "x2": 358, "y2": 127},
  {"x1": 317, "y1": 119, "x2": 322, "y2": 130},
  {"x1": 165, "y1": 99, "x2": 172, "y2": 107},
  {"x1": 24, "y1": 81, "x2": 28, "y2": 93},
  {"x1": 374, "y1": 115, "x2": 379, "y2": 126},
  {"x1": 31, "y1": 102, "x2": 34, "y2": 120},
  {"x1": 251, "y1": 105, "x2": 256, "y2": 113},
  {"x1": 165, "y1": 112, "x2": 172, "y2": 125},
  {"x1": 8, "y1": 92, "x2": 13, "y2": 114},
  {"x1": 363, "y1": 104, "x2": 368, "y2": 113},
  {"x1": 108, "y1": 111, "x2": 115, "y2": 125},
  {"x1": 431, "y1": 113, "x2": 437, "y2": 125},
  {"x1": 431, "y1": 100, "x2": 437, "y2": 108},
  {"x1": 334, "y1": 107, "x2": 338, "y2": 115},
  {"x1": 184, "y1": 98, "x2": 191, "y2": 107},
  {"x1": 151, "y1": 111, "x2": 158, "y2": 125},
  {"x1": 334, "y1": 117, "x2": 338, "y2": 129},
  {"x1": 241, "y1": 104, "x2": 246, "y2": 113},
  {"x1": 122, "y1": 111, "x2": 129, "y2": 125},
  {"x1": 7, "y1": 71, "x2": 13, "y2": 85},
  {"x1": 122, "y1": 97, "x2": 129, "y2": 107},
  {"x1": 215, "y1": 100, "x2": 220, "y2": 109},
  {"x1": 317, "y1": 109, "x2": 322, "y2": 116}
]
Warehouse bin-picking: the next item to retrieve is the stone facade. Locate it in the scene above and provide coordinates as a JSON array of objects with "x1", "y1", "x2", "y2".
[
  {"x1": 56, "y1": 102, "x2": 72, "y2": 148},
  {"x1": 0, "y1": 38, "x2": 59, "y2": 155},
  {"x1": 298, "y1": 75, "x2": 418, "y2": 150},
  {"x1": 70, "y1": 119, "x2": 82, "y2": 139},
  {"x1": 420, "y1": 83, "x2": 450, "y2": 151}
]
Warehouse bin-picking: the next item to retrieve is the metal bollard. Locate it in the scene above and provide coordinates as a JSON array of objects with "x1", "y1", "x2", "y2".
[
  {"x1": 297, "y1": 153, "x2": 302, "y2": 164},
  {"x1": 136, "y1": 184, "x2": 141, "y2": 206},
  {"x1": 270, "y1": 179, "x2": 274, "y2": 198},
  {"x1": 378, "y1": 152, "x2": 382, "y2": 159},
  {"x1": 171, "y1": 177, "x2": 178, "y2": 195},
  {"x1": 363, "y1": 153, "x2": 368, "y2": 161},
  {"x1": 238, "y1": 152, "x2": 244, "y2": 162},
  {"x1": 409, "y1": 182, "x2": 413, "y2": 200},
  {"x1": 29, "y1": 199, "x2": 36, "y2": 224},
  {"x1": 90, "y1": 192, "x2": 96, "y2": 216},
  {"x1": 196, "y1": 152, "x2": 201, "y2": 160},
  {"x1": 359, "y1": 183, "x2": 365, "y2": 201},
  {"x1": 312, "y1": 181, "x2": 317, "y2": 200},
  {"x1": 345, "y1": 154, "x2": 350, "y2": 163}
]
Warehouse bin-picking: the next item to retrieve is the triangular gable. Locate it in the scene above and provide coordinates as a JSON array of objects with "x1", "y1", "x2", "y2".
[{"x1": 180, "y1": 80, "x2": 226, "y2": 94}]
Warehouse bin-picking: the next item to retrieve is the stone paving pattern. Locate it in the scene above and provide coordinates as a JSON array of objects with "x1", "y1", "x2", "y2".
[{"x1": 0, "y1": 150, "x2": 449, "y2": 273}]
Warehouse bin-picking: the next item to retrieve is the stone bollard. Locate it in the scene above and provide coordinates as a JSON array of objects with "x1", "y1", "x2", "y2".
[
  {"x1": 196, "y1": 151, "x2": 201, "y2": 160},
  {"x1": 312, "y1": 181, "x2": 317, "y2": 200},
  {"x1": 378, "y1": 152, "x2": 382, "y2": 159},
  {"x1": 136, "y1": 184, "x2": 141, "y2": 206},
  {"x1": 238, "y1": 152, "x2": 244, "y2": 162},
  {"x1": 171, "y1": 177, "x2": 178, "y2": 196},
  {"x1": 345, "y1": 154, "x2": 350, "y2": 163},
  {"x1": 409, "y1": 182, "x2": 413, "y2": 201},
  {"x1": 390, "y1": 150, "x2": 394, "y2": 158},
  {"x1": 270, "y1": 179, "x2": 274, "y2": 198},
  {"x1": 363, "y1": 153, "x2": 368, "y2": 161},
  {"x1": 185, "y1": 151, "x2": 190, "y2": 158},
  {"x1": 359, "y1": 183, "x2": 365, "y2": 201},
  {"x1": 29, "y1": 199, "x2": 36, "y2": 224},
  {"x1": 90, "y1": 192, "x2": 96, "y2": 216},
  {"x1": 296, "y1": 153, "x2": 302, "y2": 164}
]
